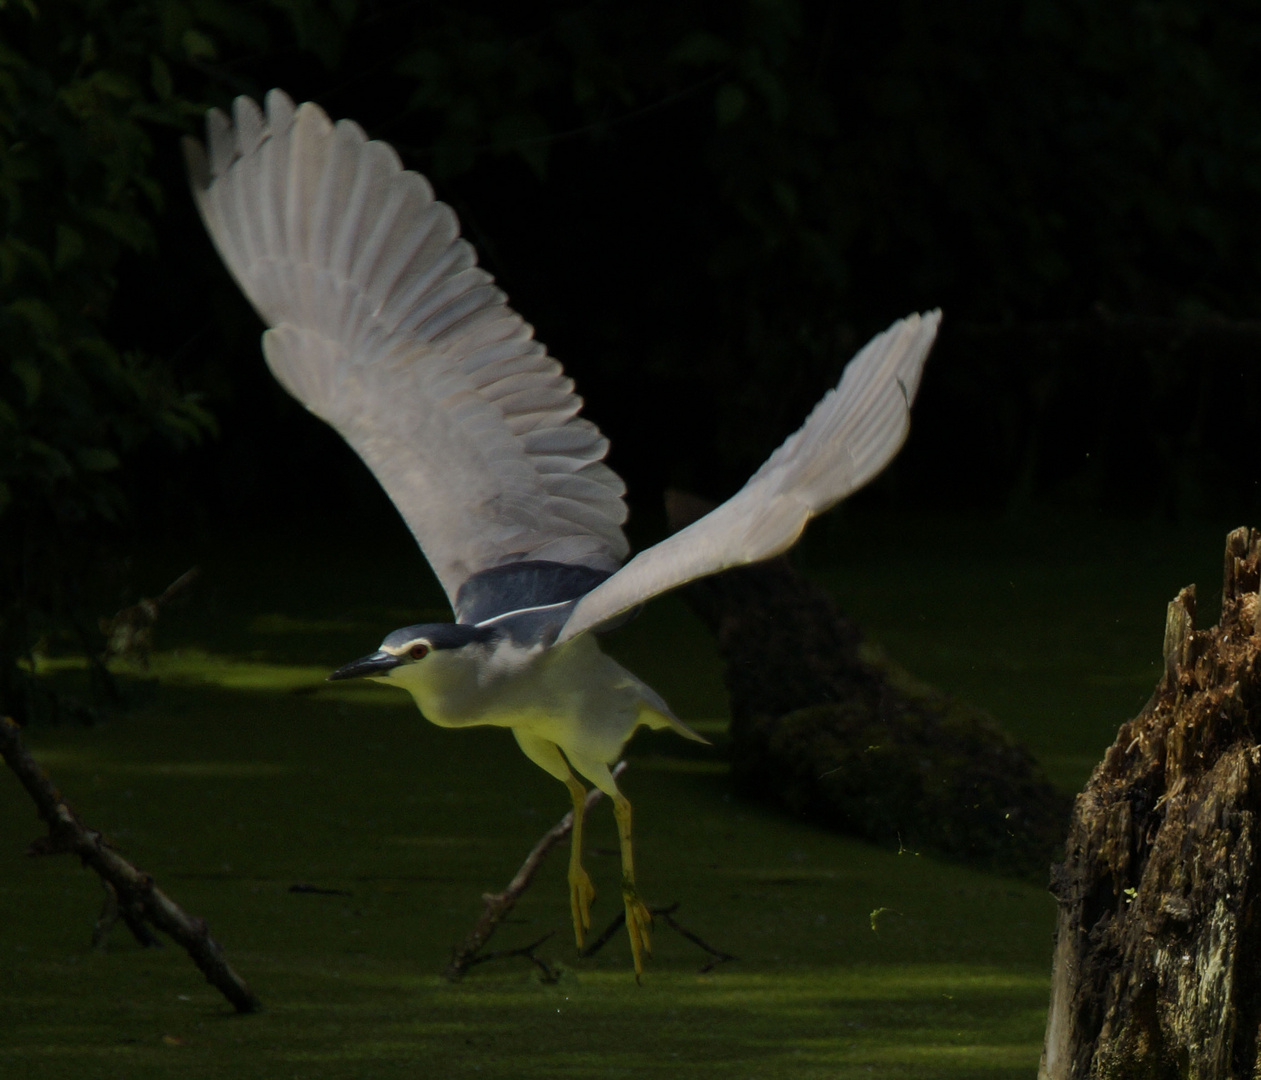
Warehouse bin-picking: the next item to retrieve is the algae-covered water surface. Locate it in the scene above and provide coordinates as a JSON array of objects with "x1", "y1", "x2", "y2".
[{"x1": 0, "y1": 510, "x2": 1230, "y2": 1078}]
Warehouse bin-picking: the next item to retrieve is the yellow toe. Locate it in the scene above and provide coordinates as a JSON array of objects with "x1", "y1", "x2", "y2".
[
  {"x1": 623, "y1": 884, "x2": 653, "y2": 977},
  {"x1": 569, "y1": 865, "x2": 596, "y2": 948}
]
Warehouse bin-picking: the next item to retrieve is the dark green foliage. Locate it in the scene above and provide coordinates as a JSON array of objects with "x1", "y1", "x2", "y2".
[
  {"x1": 6, "y1": 0, "x2": 1261, "y2": 723},
  {"x1": 0, "y1": 0, "x2": 221, "y2": 721},
  {"x1": 281, "y1": 0, "x2": 1261, "y2": 509}
]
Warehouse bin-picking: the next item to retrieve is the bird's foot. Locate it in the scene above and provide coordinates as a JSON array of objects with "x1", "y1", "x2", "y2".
[
  {"x1": 568, "y1": 864, "x2": 596, "y2": 948},
  {"x1": 622, "y1": 880, "x2": 653, "y2": 978}
]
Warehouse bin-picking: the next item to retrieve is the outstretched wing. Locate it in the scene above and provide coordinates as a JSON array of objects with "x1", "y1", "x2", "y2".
[
  {"x1": 184, "y1": 90, "x2": 628, "y2": 606},
  {"x1": 556, "y1": 311, "x2": 940, "y2": 643}
]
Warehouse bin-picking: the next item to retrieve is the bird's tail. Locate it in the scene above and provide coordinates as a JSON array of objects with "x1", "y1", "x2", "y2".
[{"x1": 636, "y1": 698, "x2": 710, "y2": 745}]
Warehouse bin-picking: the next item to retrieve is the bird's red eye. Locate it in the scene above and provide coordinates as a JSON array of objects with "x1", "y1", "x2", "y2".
[{"x1": 409, "y1": 643, "x2": 429, "y2": 660}]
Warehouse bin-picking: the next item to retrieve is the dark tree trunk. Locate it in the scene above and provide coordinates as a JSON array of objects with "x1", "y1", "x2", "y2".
[
  {"x1": 666, "y1": 491, "x2": 1070, "y2": 879},
  {"x1": 1041, "y1": 526, "x2": 1261, "y2": 1079}
]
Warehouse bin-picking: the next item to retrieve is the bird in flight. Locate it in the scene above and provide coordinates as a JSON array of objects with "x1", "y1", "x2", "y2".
[{"x1": 185, "y1": 90, "x2": 940, "y2": 976}]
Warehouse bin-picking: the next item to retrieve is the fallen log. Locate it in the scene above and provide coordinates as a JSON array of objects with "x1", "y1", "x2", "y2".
[{"x1": 666, "y1": 489, "x2": 1070, "y2": 878}]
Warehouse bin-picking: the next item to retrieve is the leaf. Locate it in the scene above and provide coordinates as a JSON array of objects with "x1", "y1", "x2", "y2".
[
  {"x1": 80, "y1": 205, "x2": 153, "y2": 252},
  {"x1": 7, "y1": 297, "x2": 58, "y2": 338},
  {"x1": 84, "y1": 69, "x2": 136, "y2": 100},
  {"x1": 715, "y1": 83, "x2": 747, "y2": 126},
  {"x1": 150, "y1": 55, "x2": 173, "y2": 101},
  {"x1": 26, "y1": 439, "x2": 73, "y2": 477},
  {"x1": 54, "y1": 223, "x2": 84, "y2": 270},
  {"x1": 11, "y1": 357, "x2": 40, "y2": 404},
  {"x1": 1, "y1": 238, "x2": 51, "y2": 282},
  {"x1": 771, "y1": 179, "x2": 798, "y2": 218},
  {"x1": 181, "y1": 29, "x2": 216, "y2": 61},
  {"x1": 77, "y1": 447, "x2": 120, "y2": 472},
  {"x1": 672, "y1": 31, "x2": 731, "y2": 67}
]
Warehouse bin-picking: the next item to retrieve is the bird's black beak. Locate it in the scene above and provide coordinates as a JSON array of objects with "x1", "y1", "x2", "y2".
[{"x1": 327, "y1": 650, "x2": 401, "y2": 681}]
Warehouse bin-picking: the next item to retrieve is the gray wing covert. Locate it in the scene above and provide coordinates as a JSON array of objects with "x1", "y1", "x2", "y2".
[{"x1": 184, "y1": 90, "x2": 628, "y2": 605}]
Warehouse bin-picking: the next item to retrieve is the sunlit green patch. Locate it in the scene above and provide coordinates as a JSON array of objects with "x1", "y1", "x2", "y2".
[
  {"x1": 833, "y1": 1041, "x2": 1046, "y2": 1068},
  {"x1": 1, "y1": 669, "x2": 1053, "y2": 1079},
  {"x1": 145, "y1": 650, "x2": 327, "y2": 691},
  {"x1": 21, "y1": 646, "x2": 422, "y2": 708},
  {"x1": 13, "y1": 508, "x2": 1221, "y2": 1078},
  {"x1": 25, "y1": 648, "x2": 330, "y2": 692}
]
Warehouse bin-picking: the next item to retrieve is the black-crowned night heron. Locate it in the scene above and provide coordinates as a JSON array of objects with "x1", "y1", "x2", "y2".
[{"x1": 185, "y1": 90, "x2": 940, "y2": 976}]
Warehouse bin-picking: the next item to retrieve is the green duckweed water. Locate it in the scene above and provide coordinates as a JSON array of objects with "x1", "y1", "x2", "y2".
[{"x1": 0, "y1": 509, "x2": 1236, "y2": 1077}]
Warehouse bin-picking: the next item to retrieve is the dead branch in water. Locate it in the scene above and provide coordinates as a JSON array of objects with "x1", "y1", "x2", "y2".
[
  {"x1": 0, "y1": 715, "x2": 260, "y2": 1013},
  {"x1": 444, "y1": 761, "x2": 626, "y2": 980}
]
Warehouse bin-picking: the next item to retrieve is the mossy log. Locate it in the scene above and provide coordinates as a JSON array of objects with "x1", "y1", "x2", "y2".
[
  {"x1": 1040, "y1": 526, "x2": 1261, "y2": 1079},
  {"x1": 666, "y1": 491, "x2": 1070, "y2": 879}
]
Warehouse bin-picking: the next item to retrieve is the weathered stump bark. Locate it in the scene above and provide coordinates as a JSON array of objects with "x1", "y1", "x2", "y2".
[
  {"x1": 666, "y1": 491, "x2": 1070, "y2": 878},
  {"x1": 1041, "y1": 526, "x2": 1261, "y2": 1079}
]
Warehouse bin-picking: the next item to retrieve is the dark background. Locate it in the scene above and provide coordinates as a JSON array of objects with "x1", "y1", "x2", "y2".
[{"x1": 4, "y1": 0, "x2": 1261, "y2": 717}]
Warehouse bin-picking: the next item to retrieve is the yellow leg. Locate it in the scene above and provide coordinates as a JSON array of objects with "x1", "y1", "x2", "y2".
[
  {"x1": 511, "y1": 731, "x2": 600, "y2": 950},
  {"x1": 613, "y1": 792, "x2": 652, "y2": 978},
  {"x1": 565, "y1": 775, "x2": 597, "y2": 947}
]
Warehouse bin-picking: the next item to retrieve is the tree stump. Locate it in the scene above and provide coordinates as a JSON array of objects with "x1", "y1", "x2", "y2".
[
  {"x1": 1041, "y1": 526, "x2": 1261, "y2": 1079},
  {"x1": 666, "y1": 491, "x2": 1070, "y2": 879}
]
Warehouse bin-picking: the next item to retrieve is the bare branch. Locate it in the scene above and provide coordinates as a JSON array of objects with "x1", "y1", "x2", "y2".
[
  {"x1": 100, "y1": 566, "x2": 201, "y2": 666},
  {"x1": 575, "y1": 906, "x2": 627, "y2": 960},
  {"x1": 92, "y1": 879, "x2": 161, "y2": 949},
  {"x1": 653, "y1": 904, "x2": 738, "y2": 973},
  {"x1": 580, "y1": 901, "x2": 738, "y2": 973},
  {"x1": 460, "y1": 931, "x2": 560, "y2": 982},
  {"x1": 445, "y1": 761, "x2": 627, "y2": 980},
  {"x1": 0, "y1": 715, "x2": 260, "y2": 1013}
]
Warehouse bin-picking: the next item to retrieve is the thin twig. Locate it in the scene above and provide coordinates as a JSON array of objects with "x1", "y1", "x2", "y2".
[
  {"x1": 0, "y1": 716, "x2": 261, "y2": 1013},
  {"x1": 444, "y1": 760, "x2": 627, "y2": 981},
  {"x1": 92, "y1": 879, "x2": 162, "y2": 949},
  {"x1": 461, "y1": 931, "x2": 560, "y2": 982},
  {"x1": 654, "y1": 904, "x2": 739, "y2": 973},
  {"x1": 581, "y1": 901, "x2": 738, "y2": 973},
  {"x1": 100, "y1": 566, "x2": 201, "y2": 666},
  {"x1": 576, "y1": 907, "x2": 627, "y2": 960}
]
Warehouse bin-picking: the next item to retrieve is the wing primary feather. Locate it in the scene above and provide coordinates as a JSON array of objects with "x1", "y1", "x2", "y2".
[
  {"x1": 187, "y1": 90, "x2": 631, "y2": 603},
  {"x1": 232, "y1": 95, "x2": 266, "y2": 159},
  {"x1": 378, "y1": 218, "x2": 467, "y2": 333},
  {"x1": 327, "y1": 126, "x2": 381, "y2": 281},
  {"x1": 205, "y1": 107, "x2": 234, "y2": 176},
  {"x1": 556, "y1": 311, "x2": 940, "y2": 643},
  {"x1": 263, "y1": 88, "x2": 296, "y2": 139}
]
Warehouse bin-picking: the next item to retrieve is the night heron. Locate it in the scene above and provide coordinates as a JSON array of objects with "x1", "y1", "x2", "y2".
[{"x1": 185, "y1": 90, "x2": 940, "y2": 976}]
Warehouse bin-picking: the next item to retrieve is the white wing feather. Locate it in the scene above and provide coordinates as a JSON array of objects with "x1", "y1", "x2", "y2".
[
  {"x1": 184, "y1": 90, "x2": 628, "y2": 604},
  {"x1": 556, "y1": 311, "x2": 941, "y2": 643}
]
